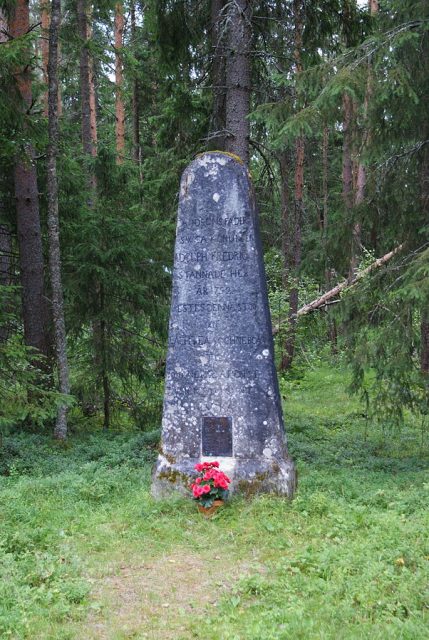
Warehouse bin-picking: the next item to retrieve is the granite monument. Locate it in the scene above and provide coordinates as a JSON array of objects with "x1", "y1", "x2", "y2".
[{"x1": 152, "y1": 152, "x2": 296, "y2": 497}]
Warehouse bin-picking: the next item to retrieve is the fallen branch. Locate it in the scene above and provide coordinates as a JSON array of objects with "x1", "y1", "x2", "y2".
[{"x1": 273, "y1": 243, "x2": 404, "y2": 335}]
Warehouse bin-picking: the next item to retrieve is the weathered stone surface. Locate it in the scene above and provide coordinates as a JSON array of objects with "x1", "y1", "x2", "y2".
[{"x1": 152, "y1": 152, "x2": 296, "y2": 498}]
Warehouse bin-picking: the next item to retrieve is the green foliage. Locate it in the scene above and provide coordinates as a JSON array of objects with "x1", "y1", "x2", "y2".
[
  {"x1": 0, "y1": 335, "x2": 69, "y2": 431},
  {"x1": 340, "y1": 248, "x2": 429, "y2": 428},
  {"x1": 1, "y1": 0, "x2": 427, "y2": 435},
  {"x1": 0, "y1": 370, "x2": 427, "y2": 638}
]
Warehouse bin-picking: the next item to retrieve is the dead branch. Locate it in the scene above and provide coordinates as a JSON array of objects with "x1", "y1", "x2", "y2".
[{"x1": 273, "y1": 243, "x2": 404, "y2": 335}]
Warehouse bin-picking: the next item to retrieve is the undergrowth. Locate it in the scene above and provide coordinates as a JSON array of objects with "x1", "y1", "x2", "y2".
[{"x1": 0, "y1": 367, "x2": 427, "y2": 639}]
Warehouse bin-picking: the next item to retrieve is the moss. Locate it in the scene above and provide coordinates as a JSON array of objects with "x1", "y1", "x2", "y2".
[
  {"x1": 158, "y1": 468, "x2": 189, "y2": 487},
  {"x1": 196, "y1": 150, "x2": 245, "y2": 165},
  {"x1": 237, "y1": 472, "x2": 269, "y2": 497},
  {"x1": 161, "y1": 450, "x2": 176, "y2": 465}
]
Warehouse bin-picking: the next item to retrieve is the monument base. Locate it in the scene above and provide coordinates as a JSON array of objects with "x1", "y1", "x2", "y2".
[{"x1": 151, "y1": 453, "x2": 296, "y2": 499}]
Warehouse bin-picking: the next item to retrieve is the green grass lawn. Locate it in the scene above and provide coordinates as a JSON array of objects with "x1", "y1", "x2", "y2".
[{"x1": 0, "y1": 367, "x2": 428, "y2": 639}]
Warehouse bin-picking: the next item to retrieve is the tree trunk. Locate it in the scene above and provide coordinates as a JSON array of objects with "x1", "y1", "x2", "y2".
[
  {"x1": 322, "y1": 124, "x2": 337, "y2": 352},
  {"x1": 10, "y1": 0, "x2": 49, "y2": 359},
  {"x1": 99, "y1": 284, "x2": 110, "y2": 429},
  {"x1": 77, "y1": 0, "x2": 97, "y2": 164},
  {"x1": 279, "y1": 150, "x2": 291, "y2": 368},
  {"x1": 279, "y1": 151, "x2": 290, "y2": 290},
  {"x1": 77, "y1": 1, "x2": 110, "y2": 425},
  {"x1": 342, "y1": 93, "x2": 354, "y2": 195},
  {"x1": 225, "y1": 0, "x2": 251, "y2": 164},
  {"x1": 41, "y1": 0, "x2": 49, "y2": 117},
  {"x1": 420, "y1": 122, "x2": 429, "y2": 374},
  {"x1": 130, "y1": 2, "x2": 140, "y2": 164},
  {"x1": 209, "y1": 0, "x2": 226, "y2": 150},
  {"x1": 41, "y1": 0, "x2": 63, "y2": 119},
  {"x1": 47, "y1": 0, "x2": 71, "y2": 440},
  {"x1": 322, "y1": 124, "x2": 329, "y2": 235},
  {"x1": 421, "y1": 311, "x2": 429, "y2": 375},
  {"x1": 114, "y1": 1, "x2": 125, "y2": 164},
  {"x1": 0, "y1": 220, "x2": 13, "y2": 344},
  {"x1": 0, "y1": 10, "x2": 12, "y2": 344},
  {"x1": 351, "y1": 0, "x2": 379, "y2": 276},
  {"x1": 281, "y1": 0, "x2": 304, "y2": 371}
]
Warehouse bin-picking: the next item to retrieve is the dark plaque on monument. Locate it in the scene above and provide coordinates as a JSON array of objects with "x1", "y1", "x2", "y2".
[
  {"x1": 152, "y1": 152, "x2": 296, "y2": 497},
  {"x1": 202, "y1": 417, "x2": 233, "y2": 457}
]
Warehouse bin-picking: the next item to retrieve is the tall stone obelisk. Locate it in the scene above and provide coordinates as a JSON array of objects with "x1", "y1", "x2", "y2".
[{"x1": 152, "y1": 152, "x2": 296, "y2": 497}]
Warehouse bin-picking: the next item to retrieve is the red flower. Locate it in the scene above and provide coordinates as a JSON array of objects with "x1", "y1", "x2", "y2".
[{"x1": 191, "y1": 461, "x2": 230, "y2": 501}]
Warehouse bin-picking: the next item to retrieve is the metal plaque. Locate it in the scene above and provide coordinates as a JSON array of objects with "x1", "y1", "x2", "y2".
[{"x1": 202, "y1": 416, "x2": 233, "y2": 457}]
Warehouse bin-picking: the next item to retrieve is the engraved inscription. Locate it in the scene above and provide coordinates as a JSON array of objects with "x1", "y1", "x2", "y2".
[
  {"x1": 181, "y1": 215, "x2": 246, "y2": 229},
  {"x1": 202, "y1": 417, "x2": 233, "y2": 457},
  {"x1": 175, "y1": 250, "x2": 249, "y2": 264},
  {"x1": 177, "y1": 231, "x2": 246, "y2": 245},
  {"x1": 168, "y1": 334, "x2": 266, "y2": 348},
  {"x1": 175, "y1": 268, "x2": 247, "y2": 280},
  {"x1": 173, "y1": 301, "x2": 257, "y2": 314}
]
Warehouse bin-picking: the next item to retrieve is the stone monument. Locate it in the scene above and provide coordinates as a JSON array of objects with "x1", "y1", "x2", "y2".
[{"x1": 152, "y1": 152, "x2": 296, "y2": 497}]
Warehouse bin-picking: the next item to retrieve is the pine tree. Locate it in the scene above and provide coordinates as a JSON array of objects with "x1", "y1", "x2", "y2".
[
  {"x1": 47, "y1": 0, "x2": 70, "y2": 439},
  {"x1": 114, "y1": 1, "x2": 125, "y2": 164},
  {"x1": 10, "y1": 0, "x2": 49, "y2": 359}
]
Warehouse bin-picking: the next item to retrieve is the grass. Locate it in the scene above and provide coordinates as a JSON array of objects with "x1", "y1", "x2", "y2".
[{"x1": 0, "y1": 366, "x2": 428, "y2": 639}]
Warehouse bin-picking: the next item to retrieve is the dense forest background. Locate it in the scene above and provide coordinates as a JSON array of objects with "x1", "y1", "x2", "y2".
[{"x1": 0, "y1": 0, "x2": 428, "y2": 439}]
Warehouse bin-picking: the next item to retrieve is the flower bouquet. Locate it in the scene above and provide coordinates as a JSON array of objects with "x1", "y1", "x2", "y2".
[{"x1": 190, "y1": 461, "x2": 231, "y2": 515}]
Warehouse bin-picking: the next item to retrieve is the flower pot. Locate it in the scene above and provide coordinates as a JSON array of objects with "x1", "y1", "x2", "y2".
[{"x1": 197, "y1": 499, "x2": 224, "y2": 517}]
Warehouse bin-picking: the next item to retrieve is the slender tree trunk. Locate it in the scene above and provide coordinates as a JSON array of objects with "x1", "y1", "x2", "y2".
[
  {"x1": 0, "y1": 221, "x2": 12, "y2": 294},
  {"x1": 77, "y1": 1, "x2": 110, "y2": 426},
  {"x1": 130, "y1": 2, "x2": 140, "y2": 164},
  {"x1": 114, "y1": 1, "x2": 125, "y2": 164},
  {"x1": 10, "y1": 0, "x2": 49, "y2": 359},
  {"x1": 281, "y1": 0, "x2": 304, "y2": 370},
  {"x1": 99, "y1": 284, "x2": 110, "y2": 429},
  {"x1": 342, "y1": 91, "x2": 357, "y2": 280},
  {"x1": 47, "y1": 0, "x2": 70, "y2": 439},
  {"x1": 40, "y1": 0, "x2": 63, "y2": 118},
  {"x1": 225, "y1": 0, "x2": 251, "y2": 164},
  {"x1": 322, "y1": 124, "x2": 329, "y2": 235},
  {"x1": 369, "y1": 0, "x2": 379, "y2": 14},
  {"x1": 322, "y1": 124, "x2": 337, "y2": 352},
  {"x1": 342, "y1": 93, "x2": 354, "y2": 212},
  {"x1": 77, "y1": 0, "x2": 97, "y2": 164},
  {"x1": 350, "y1": 0, "x2": 379, "y2": 276},
  {"x1": 420, "y1": 125, "x2": 429, "y2": 374},
  {"x1": 209, "y1": 0, "x2": 226, "y2": 150},
  {"x1": 422, "y1": 311, "x2": 429, "y2": 375},
  {"x1": 41, "y1": 0, "x2": 49, "y2": 117},
  {"x1": 278, "y1": 145, "x2": 292, "y2": 367},
  {"x1": 279, "y1": 151, "x2": 290, "y2": 290},
  {"x1": 0, "y1": 220, "x2": 13, "y2": 344}
]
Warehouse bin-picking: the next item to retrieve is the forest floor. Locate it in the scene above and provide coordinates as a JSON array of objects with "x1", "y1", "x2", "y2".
[{"x1": 0, "y1": 366, "x2": 428, "y2": 639}]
